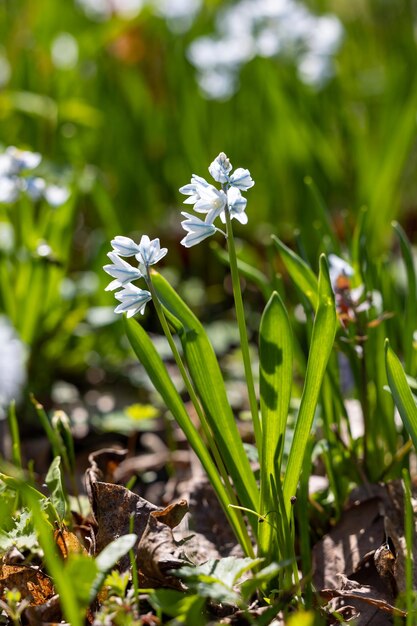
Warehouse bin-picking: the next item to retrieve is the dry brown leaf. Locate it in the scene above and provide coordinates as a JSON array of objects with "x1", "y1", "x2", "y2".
[
  {"x1": 136, "y1": 508, "x2": 191, "y2": 589},
  {"x1": 54, "y1": 526, "x2": 88, "y2": 559},
  {"x1": 0, "y1": 563, "x2": 54, "y2": 606}
]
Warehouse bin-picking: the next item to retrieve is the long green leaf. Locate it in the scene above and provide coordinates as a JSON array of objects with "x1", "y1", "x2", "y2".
[
  {"x1": 151, "y1": 271, "x2": 258, "y2": 514},
  {"x1": 392, "y1": 221, "x2": 417, "y2": 374},
  {"x1": 385, "y1": 339, "x2": 417, "y2": 450},
  {"x1": 258, "y1": 291, "x2": 293, "y2": 558},
  {"x1": 124, "y1": 316, "x2": 253, "y2": 555},
  {"x1": 272, "y1": 235, "x2": 318, "y2": 310},
  {"x1": 283, "y1": 255, "x2": 337, "y2": 516}
]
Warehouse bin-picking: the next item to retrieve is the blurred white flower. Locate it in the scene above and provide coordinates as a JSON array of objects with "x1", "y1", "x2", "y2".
[
  {"x1": 44, "y1": 184, "x2": 70, "y2": 207},
  {"x1": 0, "y1": 146, "x2": 71, "y2": 207},
  {"x1": 0, "y1": 54, "x2": 11, "y2": 87},
  {"x1": 76, "y1": 0, "x2": 144, "y2": 20},
  {"x1": 0, "y1": 176, "x2": 20, "y2": 203},
  {"x1": 51, "y1": 33, "x2": 79, "y2": 70},
  {"x1": 0, "y1": 317, "x2": 26, "y2": 418},
  {"x1": 187, "y1": 0, "x2": 343, "y2": 99},
  {"x1": 0, "y1": 222, "x2": 14, "y2": 252},
  {"x1": 152, "y1": 0, "x2": 202, "y2": 33}
]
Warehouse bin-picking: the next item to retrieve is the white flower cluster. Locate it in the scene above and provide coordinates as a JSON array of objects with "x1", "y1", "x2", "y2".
[
  {"x1": 76, "y1": 0, "x2": 201, "y2": 32},
  {"x1": 179, "y1": 152, "x2": 254, "y2": 247},
  {"x1": 103, "y1": 234, "x2": 167, "y2": 317},
  {"x1": 0, "y1": 146, "x2": 70, "y2": 207},
  {"x1": 188, "y1": 0, "x2": 343, "y2": 99},
  {"x1": 0, "y1": 317, "x2": 26, "y2": 419}
]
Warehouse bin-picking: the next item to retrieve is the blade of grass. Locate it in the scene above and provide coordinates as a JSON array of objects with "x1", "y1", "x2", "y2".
[
  {"x1": 272, "y1": 235, "x2": 318, "y2": 310},
  {"x1": 385, "y1": 339, "x2": 417, "y2": 450},
  {"x1": 283, "y1": 255, "x2": 337, "y2": 516},
  {"x1": 392, "y1": 221, "x2": 417, "y2": 375},
  {"x1": 7, "y1": 401, "x2": 22, "y2": 469}
]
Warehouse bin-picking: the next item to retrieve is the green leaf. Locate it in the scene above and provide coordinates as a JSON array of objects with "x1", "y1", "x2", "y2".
[
  {"x1": 64, "y1": 554, "x2": 98, "y2": 607},
  {"x1": 178, "y1": 557, "x2": 262, "y2": 589},
  {"x1": 258, "y1": 291, "x2": 293, "y2": 558},
  {"x1": 176, "y1": 557, "x2": 263, "y2": 606},
  {"x1": 124, "y1": 316, "x2": 252, "y2": 553},
  {"x1": 392, "y1": 221, "x2": 417, "y2": 374},
  {"x1": 149, "y1": 589, "x2": 206, "y2": 625},
  {"x1": 283, "y1": 255, "x2": 337, "y2": 516},
  {"x1": 0, "y1": 509, "x2": 40, "y2": 555},
  {"x1": 385, "y1": 340, "x2": 417, "y2": 450},
  {"x1": 90, "y1": 534, "x2": 137, "y2": 602},
  {"x1": 271, "y1": 235, "x2": 318, "y2": 310},
  {"x1": 151, "y1": 271, "x2": 258, "y2": 514},
  {"x1": 45, "y1": 456, "x2": 66, "y2": 521}
]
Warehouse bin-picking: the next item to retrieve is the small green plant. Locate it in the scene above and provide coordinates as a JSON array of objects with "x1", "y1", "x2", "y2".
[
  {"x1": 103, "y1": 152, "x2": 338, "y2": 588},
  {"x1": 0, "y1": 588, "x2": 30, "y2": 626}
]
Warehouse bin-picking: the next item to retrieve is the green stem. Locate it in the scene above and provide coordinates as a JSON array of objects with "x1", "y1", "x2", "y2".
[
  {"x1": 224, "y1": 209, "x2": 262, "y2": 453},
  {"x1": 146, "y1": 271, "x2": 254, "y2": 557}
]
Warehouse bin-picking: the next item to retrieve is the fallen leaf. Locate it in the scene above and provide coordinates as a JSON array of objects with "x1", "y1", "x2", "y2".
[{"x1": 0, "y1": 563, "x2": 54, "y2": 605}]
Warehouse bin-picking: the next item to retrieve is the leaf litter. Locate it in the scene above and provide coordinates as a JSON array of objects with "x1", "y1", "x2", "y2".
[{"x1": 1, "y1": 445, "x2": 416, "y2": 624}]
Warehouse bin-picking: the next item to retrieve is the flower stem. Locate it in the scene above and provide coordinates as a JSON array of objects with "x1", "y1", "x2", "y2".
[
  {"x1": 146, "y1": 271, "x2": 254, "y2": 557},
  {"x1": 224, "y1": 209, "x2": 262, "y2": 454}
]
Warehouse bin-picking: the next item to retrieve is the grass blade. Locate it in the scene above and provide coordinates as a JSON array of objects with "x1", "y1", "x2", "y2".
[
  {"x1": 392, "y1": 221, "x2": 417, "y2": 375},
  {"x1": 283, "y1": 255, "x2": 337, "y2": 516},
  {"x1": 271, "y1": 235, "x2": 318, "y2": 310},
  {"x1": 385, "y1": 339, "x2": 417, "y2": 450}
]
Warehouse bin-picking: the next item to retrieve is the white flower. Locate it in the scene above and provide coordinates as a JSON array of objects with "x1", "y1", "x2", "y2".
[
  {"x1": 136, "y1": 235, "x2": 168, "y2": 267},
  {"x1": 179, "y1": 152, "x2": 254, "y2": 246},
  {"x1": 0, "y1": 176, "x2": 20, "y2": 203},
  {"x1": 111, "y1": 235, "x2": 141, "y2": 257},
  {"x1": 4, "y1": 146, "x2": 42, "y2": 174},
  {"x1": 103, "y1": 251, "x2": 143, "y2": 291},
  {"x1": 24, "y1": 177, "x2": 47, "y2": 201},
  {"x1": 179, "y1": 174, "x2": 211, "y2": 204},
  {"x1": 114, "y1": 283, "x2": 152, "y2": 318},
  {"x1": 222, "y1": 186, "x2": 248, "y2": 224},
  {"x1": 104, "y1": 233, "x2": 168, "y2": 318},
  {"x1": 0, "y1": 316, "x2": 26, "y2": 417},
  {"x1": 180, "y1": 212, "x2": 217, "y2": 247},
  {"x1": 229, "y1": 167, "x2": 254, "y2": 190},
  {"x1": 180, "y1": 175, "x2": 227, "y2": 223},
  {"x1": 209, "y1": 152, "x2": 232, "y2": 183},
  {"x1": 44, "y1": 184, "x2": 70, "y2": 207}
]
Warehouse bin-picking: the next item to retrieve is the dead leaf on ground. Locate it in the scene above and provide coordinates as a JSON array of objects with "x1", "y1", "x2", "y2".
[
  {"x1": 313, "y1": 479, "x2": 417, "y2": 625},
  {"x1": 136, "y1": 504, "x2": 191, "y2": 589},
  {"x1": 0, "y1": 563, "x2": 54, "y2": 606},
  {"x1": 54, "y1": 525, "x2": 88, "y2": 559}
]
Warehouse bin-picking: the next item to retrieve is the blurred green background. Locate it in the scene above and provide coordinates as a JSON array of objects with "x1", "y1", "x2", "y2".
[{"x1": 1, "y1": 0, "x2": 417, "y2": 417}]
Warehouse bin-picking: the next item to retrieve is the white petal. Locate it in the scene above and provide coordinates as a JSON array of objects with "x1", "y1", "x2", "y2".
[{"x1": 111, "y1": 235, "x2": 140, "y2": 257}]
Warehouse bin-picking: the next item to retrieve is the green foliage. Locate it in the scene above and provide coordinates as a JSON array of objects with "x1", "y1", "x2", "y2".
[{"x1": 385, "y1": 340, "x2": 417, "y2": 451}]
